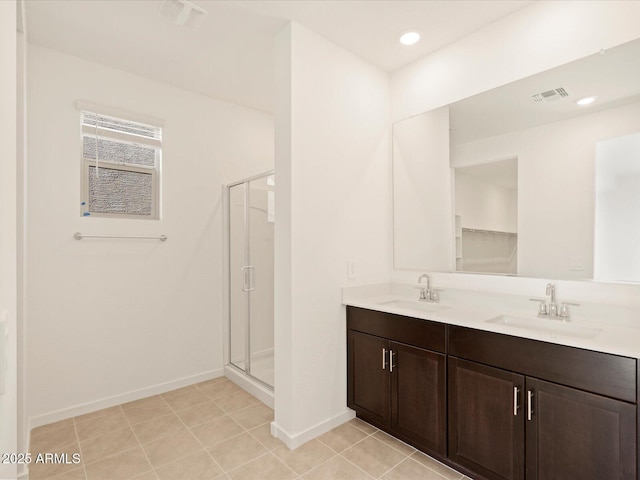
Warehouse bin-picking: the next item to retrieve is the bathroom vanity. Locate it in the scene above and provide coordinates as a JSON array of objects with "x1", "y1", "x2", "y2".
[{"x1": 345, "y1": 293, "x2": 639, "y2": 480}]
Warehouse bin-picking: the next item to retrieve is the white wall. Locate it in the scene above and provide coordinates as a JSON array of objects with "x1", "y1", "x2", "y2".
[
  {"x1": 452, "y1": 100, "x2": 640, "y2": 279},
  {"x1": 273, "y1": 22, "x2": 390, "y2": 447},
  {"x1": 393, "y1": 108, "x2": 451, "y2": 270},
  {"x1": 391, "y1": 1, "x2": 640, "y2": 122},
  {"x1": 594, "y1": 133, "x2": 640, "y2": 282},
  {"x1": 0, "y1": 1, "x2": 18, "y2": 479},
  {"x1": 26, "y1": 45, "x2": 274, "y2": 425},
  {"x1": 455, "y1": 172, "x2": 516, "y2": 233}
]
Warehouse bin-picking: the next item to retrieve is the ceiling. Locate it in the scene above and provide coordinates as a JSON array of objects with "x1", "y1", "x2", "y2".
[
  {"x1": 449, "y1": 37, "x2": 640, "y2": 145},
  {"x1": 24, "y1": 0, "x2": 532, "y2": 113}
]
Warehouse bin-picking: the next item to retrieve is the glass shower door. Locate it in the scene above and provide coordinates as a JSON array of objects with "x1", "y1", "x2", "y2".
[
  {"x1": 228, "y1": 173, "x2": 274, "y2": 389},
  {"x1": 229, "y1": 183, "x2": 248, "y2": 373},
  {"x1": 248, "y1": 176, "x2": 274, "y2": 387}
]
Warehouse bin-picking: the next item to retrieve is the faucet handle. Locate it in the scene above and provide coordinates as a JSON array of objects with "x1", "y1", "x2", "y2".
[
  {"x1": 559, "y1": 302, "x2": 580, "y2": 319},
  {"x1": 429, "y1": 289, "x2": 443, "y2": 302},
  {"x1": 529, "y1": 298, "x2": 548, "y2": 315}
]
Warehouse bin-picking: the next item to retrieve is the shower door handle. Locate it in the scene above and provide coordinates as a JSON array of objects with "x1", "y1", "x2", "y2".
[{"x1": 241, "y1": 266, "x2": 255, "y2": 292}]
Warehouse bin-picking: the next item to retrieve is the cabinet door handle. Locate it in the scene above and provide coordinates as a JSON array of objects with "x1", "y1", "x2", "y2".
[
  {"x1": 382, "y1": 348, "x2": 387, "y2": 370},
  {"x1": 527, "y1": 390, "x2": 534, "y2": 421},
  {"x1": 390, "y1": 350, "x2": 396, "y2": 373},
  {"x1": 513, "y1": 387, "x2": 520, "y2": 416}
]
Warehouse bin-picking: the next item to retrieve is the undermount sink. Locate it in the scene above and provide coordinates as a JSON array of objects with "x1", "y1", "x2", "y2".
[
  {"x1": 378, "y1": 299, "x2": 450, "y2": 313},
  {"x1": 486, "y1": 315, "x2": 602, "y2": 339}
]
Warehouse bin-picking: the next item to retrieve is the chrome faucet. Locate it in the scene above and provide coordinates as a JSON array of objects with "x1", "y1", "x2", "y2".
[
  {"x1": 417, "y1": 274, "x2": 440, "y2": 303},
  {"x1": 529, "y1": 283, "x2": 579, "y2": 320},
  {"x1": 546, "y1": 283, "x2": 558, "y2": 317}
]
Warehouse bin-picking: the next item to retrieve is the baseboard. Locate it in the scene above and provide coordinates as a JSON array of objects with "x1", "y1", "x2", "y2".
[
  {"x1": 224, "y1": 365, "x2": 273, "y2": 408},
  {"x1": 17, "y1": 464, "x2": 29, "y2": 480},
  {"x1": 28, "y1": 369, "x2": 223, "y2": 430},
  {"x1": 271, "y1": 409, "x2": 355, "y2": 450}
]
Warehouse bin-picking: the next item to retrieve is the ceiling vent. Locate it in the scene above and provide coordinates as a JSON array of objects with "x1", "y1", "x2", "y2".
[
  {"x1": 159, "y1": 0, "x2": 207, "y2": 29},
  {"x1": 532, "y1": 88, "x2": 569, "y2": 103}
]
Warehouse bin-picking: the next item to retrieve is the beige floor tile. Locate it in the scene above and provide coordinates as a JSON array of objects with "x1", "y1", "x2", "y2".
[
  {"x1": 84, "y1": 447, "x2": 151, "y2": 480},
  {"x1": 49, "y1": 467, "x2": 87, "y2": 480},
  {"x1": 228, "y1": 453, "x2": 296, "y2": 480},
  {"x1": 191, "y1": 416, "x2": 245, "y2": 447},
  {"x1": 372, "y1": 431, "x2": 416, "y2": 456},
  {"x1": 29, "y1": 448, "x2": 84, "y2": 480},
  {"x1": 131, "y1": 471, "x2": 159, "y2": 480},
  {"x1": 74, "y1": 406, "x2": 122, "y2": 424},
  {"x1": 155, "y1": 450, "x2": 223, "y2": 480},
  {"x1": 162, "y1": 386, "x2": 209, "y2": 411},
  {"x1": 229, "y1": 403, "x2": 273, "y2": 430},
  {"x1": 175, "y1": 400, "x2": 225, "y2": 428},
  {"x1": 30, "y1": 424, "x2": 79, "y2": 453},
  {"x1": 142, "y1": 429, "x2": 202, "y2": 468},
  {"x1": 248, "y1": 424, "x2": 286, "y2": 451},
  {"x1": 198, "y1": 379, "x2": 243, "y2": 402},
  {"x1": 121, "y1": 396, "x2": 172, "y2": 425},
  {"x1": 31, "y1": 418, "x2": 74, "y2": 437},
  {"x1": 302, "y1": 455, "x2": 373, "y2": 480},
  {"x1": 348, "y1": 418, "x2": 377, "y2": 435},
  {"x1": 207, "y1": 432, "x2": 266, "y2": 472},
  {"x1": 75, "y1": 410, "x2": 130, "y2": 442},
  {"x1": 80, "y1": 426, "x2": 138, "y2": 464},
  {"x1": 273, "y1": 439, "x2": 335, "y2": 476},
  {"x1": 131, "y1": 413, "x2": 185, "y2": 444},
  {"x1": 411, "y1": 451, "x2": 463, "y2": 480},
  {"x1": 215, "y1": 390, "x2": 261, "y2": 413},
  {"x1": 342, "y1": 436, "x2": 407, "y2": 478},
  {"x1": 381, "y1": 458, "x2": 449, "y2": 480},
  {"x1": 196, "y1": 377, "x2": 227, "y2": 388},
  {"x1": 317, "y1": 423, "x2": 368, "y2": 453}
]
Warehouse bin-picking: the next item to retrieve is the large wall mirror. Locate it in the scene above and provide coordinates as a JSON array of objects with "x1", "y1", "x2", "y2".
[{"x1": 393, "y1": 37, "x2": 640, "y2": 282}]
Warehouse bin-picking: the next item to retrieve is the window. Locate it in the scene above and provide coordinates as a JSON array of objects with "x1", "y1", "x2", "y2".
[{"x1": 80, "y1": 109, "x2": 162, "y2": 219}]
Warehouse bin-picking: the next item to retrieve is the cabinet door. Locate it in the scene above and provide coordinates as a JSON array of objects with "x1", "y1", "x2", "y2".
[
  {"x1": 449, "y1": 357, "x2": 525, "y2": 480},
  {"x1": 390, "y1": 341, "x2": 446, "y2": 455},
  {"x1": 526, "y1": 377, "x2": 636, "y2": 480},
  {"x1": 347, "y1": 330, "x2": 390, "y2": 427}
]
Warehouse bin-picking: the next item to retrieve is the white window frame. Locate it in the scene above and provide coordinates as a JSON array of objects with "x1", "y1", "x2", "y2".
[{"x1": 79, "y1": 105, "x2": 163, "y2": 220}]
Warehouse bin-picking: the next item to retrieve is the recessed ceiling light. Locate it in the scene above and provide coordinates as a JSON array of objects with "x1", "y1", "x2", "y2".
[
  {"x1": 399, "y1": 31, "x2": 420, "y2": 46},
  {"x1": 577, "y1": 96, "x2": 596, "y2": 106}
]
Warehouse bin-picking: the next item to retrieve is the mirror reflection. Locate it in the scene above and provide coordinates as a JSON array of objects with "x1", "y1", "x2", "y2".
[
  {"x1": 454, "y1": 159, "x2": 517, "y2": 274},
  {"x1": 393, "y1": 37, "x2": 640, "y2": 282}
]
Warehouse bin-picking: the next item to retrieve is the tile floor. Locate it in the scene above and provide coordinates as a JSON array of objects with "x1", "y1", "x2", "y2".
[{"x1": 29, "y1": 377, "x2": 472, "y2": 480}]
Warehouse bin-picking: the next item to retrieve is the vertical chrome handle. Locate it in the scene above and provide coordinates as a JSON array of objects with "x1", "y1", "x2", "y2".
[
  {"x1": 241, "y1": 266, "x2": 255, "y2": 292},
  {"x1": 382, "y1": 348, "x2": 387, "y2": 370},
  {"x1": 527, "y1": 390, "x2": 534, "y2": 421},
  {"x1": 389, "y1": 351, "x2": 396, "y2": 373},
  {"x1": 513, "y1": 387, "x2": 520, "y2": 416}
]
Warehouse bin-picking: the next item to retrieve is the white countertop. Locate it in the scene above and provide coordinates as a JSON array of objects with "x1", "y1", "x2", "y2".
[{"x1": 343, "y1": 285, "x2": 640, "y2": 359}]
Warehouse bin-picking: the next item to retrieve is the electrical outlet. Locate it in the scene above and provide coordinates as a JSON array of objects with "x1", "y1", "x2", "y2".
[
  {"x1": 570, "y1": 256, "x2": 584, "y2": 271},
  {"x1": 347, "y1": 260, "x2": 356, "y2": 279}
]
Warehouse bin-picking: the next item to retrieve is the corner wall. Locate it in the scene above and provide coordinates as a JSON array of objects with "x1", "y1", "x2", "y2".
[
  {"x1": 26, "y1": 45, "x2": 274, "y2": 426},
  {"x1": 274, "y1": 23, "x2": 391, "y2": 447},
  {"x1": 0, "y1": 1, "x2": 18, "y2": 479}
]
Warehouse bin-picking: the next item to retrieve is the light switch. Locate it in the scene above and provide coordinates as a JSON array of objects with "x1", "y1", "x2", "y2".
[{"x1": 347, "y1": 260, "x2": 356, "y2": 279}]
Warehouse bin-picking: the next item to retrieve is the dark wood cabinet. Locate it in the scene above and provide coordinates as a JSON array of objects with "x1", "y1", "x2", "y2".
[
  {"x1": 347, "y1": 330, "x2": 389, "y2": 426},
  {"x1": 526, "y1": 377, "x2": 636, "y2": 480},
  {"x1": 449, "y1": 325, "x2": 637, "y2": 480},
  {"x1": 390, "y1": 341, "x2": 446, "y2": 454},
  {"x1": 347, "y1": 307, "x2": 447, "y2": 455},
  {"x1": 449, "y1": 357, "x2": 525, "y2": 480},
  {"x1": 346, "y1": 308, "x2": 638, "y2": 480}
]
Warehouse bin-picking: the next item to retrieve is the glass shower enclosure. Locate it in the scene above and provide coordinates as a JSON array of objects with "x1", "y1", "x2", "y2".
[{"x1": 227, "y1": 171, "x2": 274, "y2": 389}]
